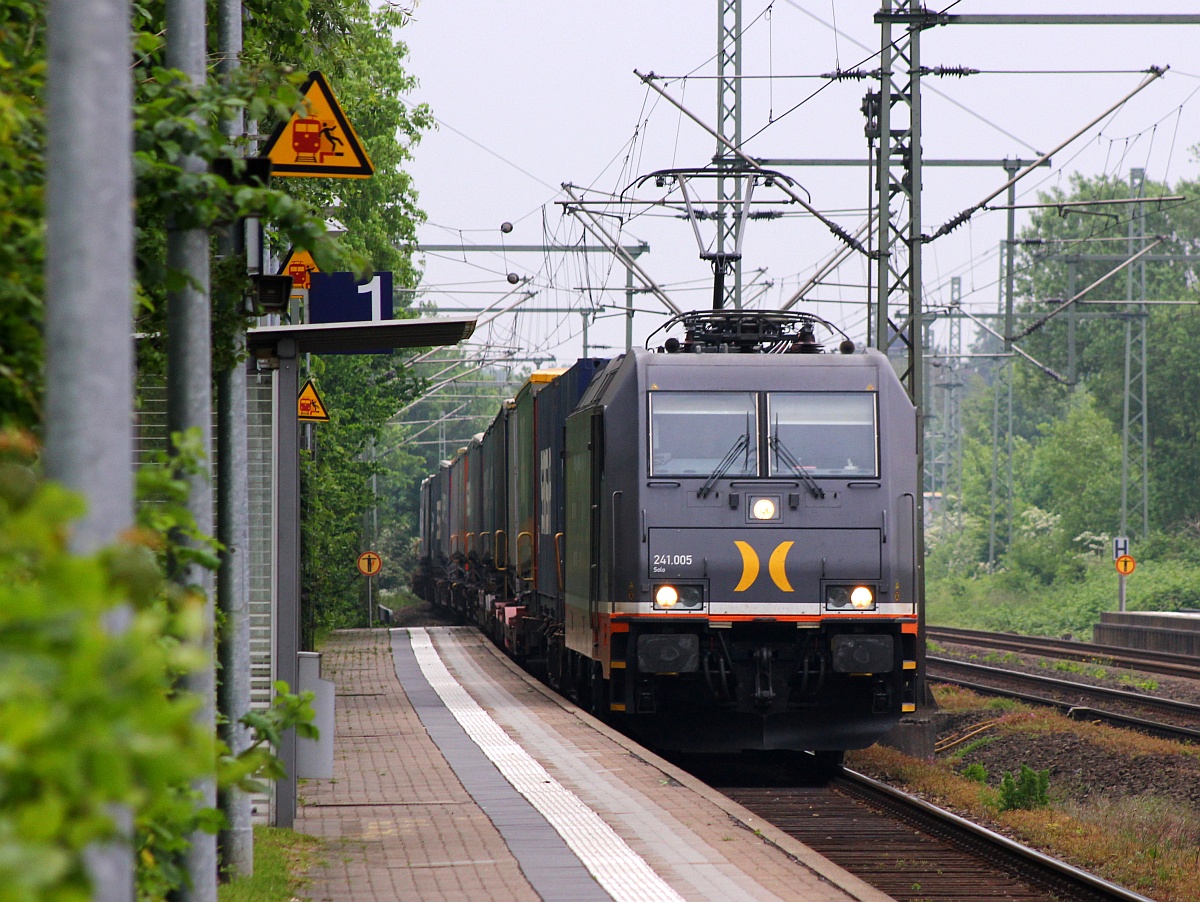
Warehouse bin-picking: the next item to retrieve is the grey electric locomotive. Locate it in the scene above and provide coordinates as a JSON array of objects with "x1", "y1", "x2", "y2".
[{"x1": 415, "y1": 310, "x2": 920, "y2": 759}]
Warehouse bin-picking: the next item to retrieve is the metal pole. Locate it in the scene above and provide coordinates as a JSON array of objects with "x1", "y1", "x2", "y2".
[
  {"x1": 1067, "y1": 259, "x2": 1077, "y2": 387},
  {"x1": 165, "y1": 0, "x2": 216, "y2": 894},
  {"x1": 1004, "y1": 162, "x2": 1018, "y2": 354},
  {"x1": 1119, "y1": 169, "x2": 1138, "y2": 543},
  {"x1": 874, "y1": 0, "x2": 893, "y2": 352},
  {"x1": 45, "y1": 1, "x2": 135, "y2": 898},
  {"x1": 716, "y1": 0, "x2": 743, "y2": 309},
  {"x1": 214, "y1": 0, "x2": 252, "y2": 878},
  {"x1": 906, "y1": 18, "x2": 929, "y2": 706},
  {"x1": 1003, "y1": 163, "x2": 1017, "y2": 552},
  {"x1": 625, "y1": 266, "x2": 634, "y2": 352},
  {"x1": 274, "y1": 339, "x2": 301, "y2": 827}
]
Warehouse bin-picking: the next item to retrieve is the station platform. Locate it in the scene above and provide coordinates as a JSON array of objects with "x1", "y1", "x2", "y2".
[{"x1": 296, "y1": 627, "x2": 892, "y2": 902}]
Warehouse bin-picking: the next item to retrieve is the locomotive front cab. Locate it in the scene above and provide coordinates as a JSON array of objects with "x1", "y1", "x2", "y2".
[{"x1": 594, "y1": 342, "x2": 919, "y2": 754}]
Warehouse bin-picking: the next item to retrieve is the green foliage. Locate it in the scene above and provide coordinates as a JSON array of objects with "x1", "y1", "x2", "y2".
[
  {"x1": 962, "y1": 763, "x2": 989, "y2": 784},
  {"x1": 1011, "y1": 172, "x2": 1200, "y2": 532},
  {"x1": 928, "y1": 170, "x2": 1200, "y2": 597},
  {"x1": 301, "y1": 353, "x2": 424, "y2": 643},
  {"x1": 2, "y1": 0, "x2": 420, "y2": 894},
  {"x1": 1117, "y1": 674, "x2": 1158, "y2": 692},
  {"x1": 127, "y1": 51, "x2": 362, "y2": 380},
  {"x1": 955, "y1": 737, "x2": 997, "y2": 758},
  {"x1": 1024, "y1": 393, "x2": 1122, "y2": 544},
  {"x1": 0, "y1": 437, "x2": 213, "y2": 901},
  {"x1": 929, "y1": 554, "x2": 1200, "y2": 639},
  {"x1": 998, "y1": 764, "x2": 1050, "y2": 812},
  {"x1": 220, "y1": 684, "x2": 318, "y2": 795},
  {"x1": 0, "y1": 429, "x2": 318, "y2": 899},
  {"x1": 0, "y1": 3, "x2": 46, "y2": 426}
]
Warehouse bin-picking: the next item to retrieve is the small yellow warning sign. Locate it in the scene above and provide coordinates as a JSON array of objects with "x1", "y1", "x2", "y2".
[
  {"x1": 298, "y1": 379, "x2": 330, "y2": 422},
  {"x1": 263, "y1": 71, "x2": 374, "y2": 178},
  {"x1": 357, "y1": 551, "x2": 382, "y2": 576},
  {"x1": 1115, "y1": 554, "x2": 1136, "y2": 575},
  {"x1": 280, "y1": 248, "x2": 319, "y2": 290}
]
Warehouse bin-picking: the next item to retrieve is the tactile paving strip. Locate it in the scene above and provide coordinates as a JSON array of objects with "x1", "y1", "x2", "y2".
[{"x1": 396, "y1": 628, "x2": 686, "y2": 902}]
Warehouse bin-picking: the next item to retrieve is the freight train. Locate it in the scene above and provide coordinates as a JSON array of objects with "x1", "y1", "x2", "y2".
[{"x1": 412, "y1": 310, "x2": 920, "y2": 762}]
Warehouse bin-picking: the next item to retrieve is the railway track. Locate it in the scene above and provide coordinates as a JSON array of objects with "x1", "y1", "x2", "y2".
[
  {"x1": 927, "y1": 626, "x2": 1200, "y2": 682},
  {"x1": 718, "y1": 766, "x2": 1153, "y2": 902},
  {"x1": 927, "y1": 656, "x2": 1200, "y2": 742}
]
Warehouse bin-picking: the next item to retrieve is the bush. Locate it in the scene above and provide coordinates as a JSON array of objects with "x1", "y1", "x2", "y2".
[
  {"x1": 962, "y1": 763, "x2": 989, "y2": 783},
  {"x1": 0, "y1": 431, "x2": 316, "y2": 899},
  {"x1": 998, "y1": 764, "x2": 1050, "y2": 811},
  {"x1": 0, "y1": 444, "x2": 213, "y2": 900}
]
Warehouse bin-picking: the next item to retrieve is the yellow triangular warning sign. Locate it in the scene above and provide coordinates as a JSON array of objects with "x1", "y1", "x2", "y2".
[
  {"x1": 298, "y1": 379, "x2": 331, "y2": 422},
  {"x1": 263, "y1": 71, "x2": 374, "y2": 179},
  {"x1": 279, "y1": 247, "x2": 319, "y2": 289}
]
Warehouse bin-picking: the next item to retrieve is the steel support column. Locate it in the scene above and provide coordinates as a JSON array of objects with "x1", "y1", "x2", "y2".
[
  {"x1": 1121, "y1": 168, "x2": 1150, "y2": 540},
  {"x1": 165, "y1": 0, "x2": 216, "y2": 896},
  {"x1": 215, "y1": 0, "x2": 253, "y2": 876},
  {"x1": 873, "y1": 0, "x2": 928, "y2": 704},
  {"x1": 273, "y1": 339, "x2": 301, "y2": 828},
  {"x1": 45, "y1": 1, "x2": 136, "y2": 898},
  {"x1": 716, "y1": 0, "x2": 743, "y2": 308}
]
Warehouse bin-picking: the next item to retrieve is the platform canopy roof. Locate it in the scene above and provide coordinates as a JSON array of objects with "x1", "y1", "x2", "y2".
[{"x1": 247, "y1": 316, "x2": 476, "y2": 355}]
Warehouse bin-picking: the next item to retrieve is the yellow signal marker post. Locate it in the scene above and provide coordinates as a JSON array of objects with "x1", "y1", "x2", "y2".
[
  {"x1": 297, "y1": 379, "x2": 330, "y2": 422},
  {"x1": 263, "y1": 71, "x2": 374, "y2": 178},
  {"x1": 1115, "y1": 554, "x2": 1136, "y2": 613},
  {"x1": 357, "y1": 551, "x2": 382, "y2": 628}
]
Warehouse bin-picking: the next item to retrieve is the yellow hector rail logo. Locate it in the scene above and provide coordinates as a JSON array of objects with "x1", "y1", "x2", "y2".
[
  {"x1": 263, "y1": 71, "x2": 374, "y2": 179},
  {"x1": 734, "y1": 541, "x2": 795, "y2": 592}
]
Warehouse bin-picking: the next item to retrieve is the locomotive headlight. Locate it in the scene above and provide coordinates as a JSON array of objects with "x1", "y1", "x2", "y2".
[
  {"x1": 653, "y1": 583, "x2": 705, "y2": 611},
  {"x1": 850, "y1": 585, "x2": 875, "y2": 609},
  {"x1": 655, "y1": 584, "x2": 680, "y2": 607},
  {"x1": 751, "y1": 497, "x2": 777, "y2": 520},
  {"x1": 825, "y1": 584, "x2": 877, "y2": 611}
]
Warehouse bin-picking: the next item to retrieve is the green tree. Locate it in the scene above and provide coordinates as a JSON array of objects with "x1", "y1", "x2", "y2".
[
  {"x1": 0, "y1": 2, "x2": 46, "y2": 427},
  {"x1": 1024, "y1": 391, "x2": 1122, "y2": 546},
  {"x1": 301, "y1": 353, "x2": 422, "y2": 643},
  {"x1": 1012, "y1": 171, "x2": 1200, "y2": 530}
]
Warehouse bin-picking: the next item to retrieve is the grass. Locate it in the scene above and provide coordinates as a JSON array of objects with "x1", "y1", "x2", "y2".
[
  {"x1": 849, "y1": 688, "x2": 1200, "y2": 901},
  {"x1": 218, "y1": 827, "x2": 323, "y2": 902}
]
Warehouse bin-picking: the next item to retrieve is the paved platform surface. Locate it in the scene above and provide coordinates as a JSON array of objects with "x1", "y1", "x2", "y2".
[{"x1": 296, "y1": 627, "x2": 893, "y2": 902}]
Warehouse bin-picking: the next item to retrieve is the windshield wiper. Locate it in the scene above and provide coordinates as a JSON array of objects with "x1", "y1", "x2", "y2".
[
  {"x1": 769, "y1": 433, "x2": 824, "y2": 499},
  {"x1": 697, "y1": 432, "x2": 750, "y2": 499}
]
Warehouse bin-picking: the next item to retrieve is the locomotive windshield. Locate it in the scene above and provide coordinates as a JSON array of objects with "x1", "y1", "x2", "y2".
[
  {"x1": 767, "y1": 392, "x2": 877, "y2": 477},
  {"x1": 650, "y1": 392, "x2": 758, "y2": 478}
]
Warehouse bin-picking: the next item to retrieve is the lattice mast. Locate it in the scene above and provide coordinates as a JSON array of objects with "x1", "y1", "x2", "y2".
[{"x1": 716, "y1": 0, "x2": 744, "y2": 308}]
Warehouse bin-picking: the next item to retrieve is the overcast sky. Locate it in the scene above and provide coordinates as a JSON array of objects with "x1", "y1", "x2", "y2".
[{"x1": 398, "y1": 1, "x2": 1200, "y2": 366}]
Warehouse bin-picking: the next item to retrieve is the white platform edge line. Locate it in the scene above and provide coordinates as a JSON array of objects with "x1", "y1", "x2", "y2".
[{"x1": 404, "y1": 628, "x2": 687, "y2": 902}]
